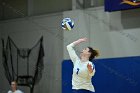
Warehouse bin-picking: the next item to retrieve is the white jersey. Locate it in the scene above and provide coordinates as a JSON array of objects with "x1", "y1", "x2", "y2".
[
  {"x1": 8, "y1": 90, "x2": 23, "y2": 93},
  {"x1": 67, "y1": 43, "x2": 96, "y2": 92}
]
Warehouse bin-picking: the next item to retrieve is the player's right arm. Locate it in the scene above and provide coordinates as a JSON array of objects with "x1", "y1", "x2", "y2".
[
  {"x1": 67, "y1": 38, "x2": 88, "y2": 63},
  {"x1": 67, "y1": 43, "x2": 79, "y2": 63}
]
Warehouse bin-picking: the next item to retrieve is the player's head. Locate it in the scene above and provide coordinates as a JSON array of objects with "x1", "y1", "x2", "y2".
[
  {"x1": 80, "y1": 47, "x2": 99, "y2": 61},
  {"x1": 11, "y1": 81, "x2": 17, "y2": 91}
]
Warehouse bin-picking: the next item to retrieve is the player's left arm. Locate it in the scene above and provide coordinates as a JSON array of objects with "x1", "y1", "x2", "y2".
[{"x1": 87, "y1": 63, "x2": 95, "y2": 76}]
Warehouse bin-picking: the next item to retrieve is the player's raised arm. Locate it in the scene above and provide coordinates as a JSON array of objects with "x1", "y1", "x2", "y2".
[{"x1": 67, "y1": 38, "x2": 88, "y2": 63}]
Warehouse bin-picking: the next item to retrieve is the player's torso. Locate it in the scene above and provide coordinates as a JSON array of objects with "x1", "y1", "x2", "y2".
[
  {"x1": 8, "y1": 90, "x2": 22, "y2": 93},
  {"x1": 72, "y1": 60, "x2": 95, "y2": 92},
  {"x1": 73, "y1": 60, "x2": 91, "y2": 79}
]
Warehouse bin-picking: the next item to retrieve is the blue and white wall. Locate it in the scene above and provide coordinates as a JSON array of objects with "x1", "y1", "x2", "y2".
[
  {"x1": 0, "y1": 6, "x2": 140, "y2": 93},
  {"x1": 62, "y1": 7, "x2": 140, "y2": 93}
]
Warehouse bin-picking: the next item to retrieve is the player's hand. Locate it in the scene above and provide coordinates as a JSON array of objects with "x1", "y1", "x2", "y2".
[
  {"x1": 87, "y1": 63, "x2": 93, "y2": 73},
  {"x1": 78, "y1": 37, "x2": 88, "y2": 42},
  {"x1": 73, "y1": 37, "x2": 88, "y2": 45}
]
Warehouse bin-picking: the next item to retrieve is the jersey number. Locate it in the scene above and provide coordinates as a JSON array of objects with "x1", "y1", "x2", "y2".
[{"x1": 76, "y1": 68, "x2": 80, "y2": 75}]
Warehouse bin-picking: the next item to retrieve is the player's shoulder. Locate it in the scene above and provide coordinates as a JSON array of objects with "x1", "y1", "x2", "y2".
[
  {"x1": 88, "y1": 61, "x2": 95, "y2": 67},
  {"x1": 8, "y1": 90, "x2": 12, "y2": 93},
  {"x1": 88, "y1": 61, "x2": 94, "y2": 65},
  {"x1": 7, "y1": 90, "x2": 23, "y2": 93},
  {"x1": 16, "y1": 90, "x2": 23, "y2": 93}
]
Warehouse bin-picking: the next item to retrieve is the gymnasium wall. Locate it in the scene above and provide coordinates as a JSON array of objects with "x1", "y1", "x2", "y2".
[
  {"x1": 62, "y1": 56, "x2": 140, "y2": 93},
  {"x1": 0, "y1": 13, "x2": 63, "y2": 93},
  {"x1": 63, "y1": 7, "x2": 140, "y2": 59},
  {"x1": 62, "y1": 7, "x2": 140, "y2": 93},
  {"x1": 0, "y1": 24, "x2": 8, "y2": 93},
  {"x1": 0, "y1": 6, "x2": 140, "y2": 93}
]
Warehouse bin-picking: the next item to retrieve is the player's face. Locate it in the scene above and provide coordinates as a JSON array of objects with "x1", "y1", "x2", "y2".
[
  {"x1": 11, "y1": 82, "x2": 17, "y2": 90},
  {"x1": 81, "y1": 47, "x2": 91, "y2": 56}
]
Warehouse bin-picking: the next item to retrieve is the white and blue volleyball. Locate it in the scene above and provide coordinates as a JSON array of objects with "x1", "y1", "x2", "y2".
[{"x1": 61, "y1": 18, "x2": 74, "y2": 31}]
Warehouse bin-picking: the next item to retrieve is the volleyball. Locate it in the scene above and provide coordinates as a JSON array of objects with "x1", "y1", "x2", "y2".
[{"x1": 61, "y1": 18, "x2": 74, "y2": 31}]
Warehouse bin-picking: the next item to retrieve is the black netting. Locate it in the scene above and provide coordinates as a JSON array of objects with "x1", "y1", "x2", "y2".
[{"x1": 2, "y1": 36, "x2": 44, "y2": 93}]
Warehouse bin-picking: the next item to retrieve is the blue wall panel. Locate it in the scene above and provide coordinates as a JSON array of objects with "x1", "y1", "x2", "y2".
[{"x1": 62, "y1": 56, "x2": 140, "y2": 93}]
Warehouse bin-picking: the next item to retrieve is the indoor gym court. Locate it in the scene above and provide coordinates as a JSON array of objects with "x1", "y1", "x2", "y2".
[{"x1": 0, "y1": 0, "x2": 140, "y2": 93}]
